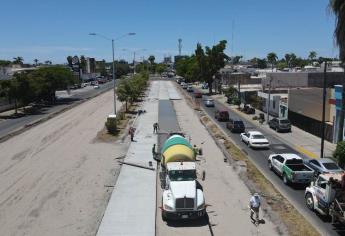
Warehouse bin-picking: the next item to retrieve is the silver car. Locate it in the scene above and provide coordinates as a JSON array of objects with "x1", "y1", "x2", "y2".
[{"x1": 305, "y1": 158, "x2": 343, "y2": 175}]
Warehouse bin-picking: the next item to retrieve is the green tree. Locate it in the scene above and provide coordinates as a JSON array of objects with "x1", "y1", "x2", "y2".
[
  {"x1": 156, "y1": 63, "x2": 167, "y2": 74},
  {"x1": 333, "y1": 141, "x2": 345, "y2": 168},
  {"x1": 267, "y1": 52, "x2": 278, "y2": 71},
  {"x1": 308, "y1": 51, "x2": 317, "y2": 63},
  {"x1": 277, "y1": 61, "x2": 288, "y2": 70},
  {"x1": 13, "y1": 57, "x2": 24, "y2": 65},
  {"x1": 67, "y1": 56, "x2": 73, "y2": 67},
  {"x1": 232, "y1": 55, "x2": 243, "y2": 65},
  {"x1": 148, "y1": 55, "x2": 155, "y2": 65},
  {"x1": 80, "y1": 55, "x2": 87, "y2": 72},
  {"x1": 31, "y1": 66, "x2": 75, "y2": 103},
  {"x1": 257, "y1": 58, "x2": 267, "y2": 69},
  {"x1": 34, "y1": 59, "x2": 39, "y2": 66}
]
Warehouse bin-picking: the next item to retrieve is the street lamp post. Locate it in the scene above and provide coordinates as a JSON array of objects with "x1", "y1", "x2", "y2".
[{"x1": 89, "y1": 32, "x2": 135, "y2": 116}]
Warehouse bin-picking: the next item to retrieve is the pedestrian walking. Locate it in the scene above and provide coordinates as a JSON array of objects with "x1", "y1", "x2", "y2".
[
  {"x1": 153, "y1": 122, "x2": 159, "y2": 133},
  {"x1": 249, "y1": 193, "x2": 261, "y2": 224},
  {"x1": 128, "y1": 127, "x2": 135, "y2": 141}
]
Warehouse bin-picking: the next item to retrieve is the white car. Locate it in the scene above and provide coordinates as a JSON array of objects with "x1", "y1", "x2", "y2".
[{"x1": 240, "y1": 131, "x2": 269, "y2": 148}]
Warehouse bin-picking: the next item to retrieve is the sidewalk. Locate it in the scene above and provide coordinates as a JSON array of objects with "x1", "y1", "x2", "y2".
[
  {"x1": 210, "y1": 92, "x2": 336, "y2": 159},
  {"x1": 96, "y1": 84, "x2": 158, "y2": 236},
  {"x1": 96, "y1": 80, "x2": 178, "y2": 236}
]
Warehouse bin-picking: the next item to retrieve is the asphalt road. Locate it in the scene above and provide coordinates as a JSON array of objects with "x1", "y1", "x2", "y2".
[
  {"x1": 0, "y1": 81, "x2": 113, "y2": 139},
  {"x1": 184, "y1": 87, "x2": 345, "y2": 236}
]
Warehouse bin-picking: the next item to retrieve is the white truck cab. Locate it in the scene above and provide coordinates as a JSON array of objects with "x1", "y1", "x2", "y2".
[
  {"x1": 305, "y1": 172, "x2": 345, "y2": 224},
  {"x1": 162, "y1": 162, "x2": 206, "y2": 221}
]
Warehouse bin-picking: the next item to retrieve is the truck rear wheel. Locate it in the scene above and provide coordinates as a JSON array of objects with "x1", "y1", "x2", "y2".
[{"x1": 305, "y1": 193, "x2": 314, "y2": 211}]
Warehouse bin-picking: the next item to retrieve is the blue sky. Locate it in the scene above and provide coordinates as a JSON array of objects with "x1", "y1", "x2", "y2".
[{"x1": 0, "y1": 0, "x2": 337, "y2": 64}]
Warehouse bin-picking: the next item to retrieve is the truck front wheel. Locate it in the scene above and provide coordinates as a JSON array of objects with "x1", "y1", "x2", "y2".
[
  {"x1": 283, "y1": 174, "x2": 289, "y2": 185},
  {"x1": 305, "y1": 193, "x2": 314, "y2": 211},
  {"x1": 161, "y1": 211, "x2": 168, "y2": 222}
]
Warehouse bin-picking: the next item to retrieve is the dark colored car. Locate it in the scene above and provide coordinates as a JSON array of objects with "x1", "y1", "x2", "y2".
[
  {"x1": 194, "y1": 92, "x2": 202, "y2": 98},
  {"x1": 226, "y1": 119, "x2": 245, "y2": 133},
  {"x1": 268, "y1": 118, "x2": 291, "y2": 132},
  {"x1": 215, "y1": 110, "x2": 229, "y2": 121}
]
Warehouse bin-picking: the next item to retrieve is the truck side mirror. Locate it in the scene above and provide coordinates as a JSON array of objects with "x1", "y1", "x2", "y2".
[{"x1": 202, "y1": 170, "x2": 206, "y2": 181}]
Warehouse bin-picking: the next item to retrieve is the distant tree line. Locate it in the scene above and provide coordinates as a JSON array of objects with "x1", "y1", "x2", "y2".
[
  {"x1": 0, "y1": 66, "x2": 76, "y2": 113},
  {"x1": 175, "y1": 40, "x2": 230, "y2": 94}
]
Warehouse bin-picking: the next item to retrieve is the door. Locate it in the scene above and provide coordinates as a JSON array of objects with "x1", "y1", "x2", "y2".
[{"x1": 272, "y1": 155, "x2": 284, "y2": 174}]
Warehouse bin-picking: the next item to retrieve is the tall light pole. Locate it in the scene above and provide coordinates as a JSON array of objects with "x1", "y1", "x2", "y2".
[{"x1": 89, "y1": 32, "x2": 136, "y2": 116}]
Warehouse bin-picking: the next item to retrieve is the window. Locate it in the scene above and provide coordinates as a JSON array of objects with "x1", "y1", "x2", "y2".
[
  {"x1": 273, "y1": 100, "x2": 276, "y2": 109},
  {"x1": 310, "y1": 160, "x2": 321, "y2": 167},
  {"x1": 273, "y1": 155, "x2": 283, "y2": 163},
  {"x1": 169, "y1": 170, "x2": 196, "y2": 181},
  {"x1": 323, "y1": 162, "x2": 340, "y2": 170},
  {"x1": 316, "y1": 177, "x2": 327, "y2": 189}
]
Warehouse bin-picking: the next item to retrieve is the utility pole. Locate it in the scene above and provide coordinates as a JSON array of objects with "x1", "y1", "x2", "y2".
[
  {"x1": 237, "y1": 78, "x2": 241, "y2": 109},
  {"x1": 112, "y1": 39, "x2": 116, "y2": 115},
  {"x1": 321, "y1": 61, "x2": 328, "y2": 158},
  {"x1": 267, "y1": 77, "x2": 272, "y2": 124}
]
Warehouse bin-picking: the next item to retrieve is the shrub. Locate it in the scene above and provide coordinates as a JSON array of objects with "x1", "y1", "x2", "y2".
[
  {"x1": 105, "y1": 117, "x2": 117, "y2": 135},
  {"x1": 333, "y1": 141, "x2": 345, "y2": 168}
]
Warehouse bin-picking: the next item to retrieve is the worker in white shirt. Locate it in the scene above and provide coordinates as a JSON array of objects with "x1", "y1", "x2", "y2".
[{"x1": 249, "y1": 193, "x2": 261, "y2": 223}]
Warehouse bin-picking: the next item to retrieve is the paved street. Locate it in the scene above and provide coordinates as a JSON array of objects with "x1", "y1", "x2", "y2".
[
  {"x1": 0, "y1": 90, "x2": 128, "y2": 236},
  {"x1": 186, "y1": 85, "x2": 345, "y2": 235},
  {"x1": 0, "y1": 81, "x2": 113, "y2": 140}
]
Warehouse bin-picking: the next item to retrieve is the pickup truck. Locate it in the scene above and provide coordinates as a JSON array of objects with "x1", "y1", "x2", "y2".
[{"x1": 268, "y1": 153, "x2": 314, "y2": 185}]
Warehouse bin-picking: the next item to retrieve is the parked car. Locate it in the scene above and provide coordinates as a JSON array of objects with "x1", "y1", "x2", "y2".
[
  {"x1": 268, "y1": 118, "x2": 291, "y2": 132},
  {"x1": 93, "y1": 85, "x2": 100, "y2": 89},
  {"x1": 187, "y1": 86, "x2": 194, "y2": 92},
  {"x1": 240, "y1": 131, "x2": 269, "y2": 148},
  {"x1": 215, "y1": 110, "x2": 229, "y2": 121},
  {"x1": 268, "y1": 153, "x2": 314, "y2": 185},
  {"x1": 194, "y1": 92, "x2": 202, "y2": 98},
  {"x1": 182, "y1": 83, "x2": 188, "y2": 89},
  {"x1": 201, "y1": 83, "x2": 208, "y2": 89},
  {"x1": 204, "y1": 99, "x2": 215, "y2": 107},
  {"x1": 226, "y1": 119, "x2": 245, "y2": 133},
  {"x1": 305, "y1": 158, "x2": 343, "y2": 175}
]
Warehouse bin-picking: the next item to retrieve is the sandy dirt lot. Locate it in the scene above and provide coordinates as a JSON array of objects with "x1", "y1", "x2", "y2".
[
  {"x1": 156, "y1": 83, "x2": 286, "y2": 235},
  {"x1": 0, "y1": 91, "x2": 129, "y2": 236}
]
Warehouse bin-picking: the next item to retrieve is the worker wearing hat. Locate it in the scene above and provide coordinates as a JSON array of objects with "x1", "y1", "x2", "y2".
[{"x1": 249, "y1": 193, "x2": 261, "y2": 223}]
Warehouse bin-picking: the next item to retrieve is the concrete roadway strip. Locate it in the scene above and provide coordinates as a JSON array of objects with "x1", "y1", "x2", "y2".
[{"x1": 0, "y1": 86, "x2": 112, "y2": 143}]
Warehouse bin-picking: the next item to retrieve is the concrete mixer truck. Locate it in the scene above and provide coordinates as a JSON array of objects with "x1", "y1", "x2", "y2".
[{"x1": 156, "y1": 134, "x2": 206, "y2": 221}]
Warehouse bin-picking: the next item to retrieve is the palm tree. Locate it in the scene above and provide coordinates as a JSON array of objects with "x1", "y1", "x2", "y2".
[
  {"x1": 13, "y1": 57, "x2": 24, "y2": 65},
  {"x1": 329, "y1": 0, "x2": 345, "y2": 142},
  {"x1": 308, "y1": 51, "x2": 317, "y2": 64},
  {"x1": 267, "y1": 52, "x2": 278, "y2": 71},
  {"x1": 33, "y1": 59, "x2": 39, "y2": 66}
]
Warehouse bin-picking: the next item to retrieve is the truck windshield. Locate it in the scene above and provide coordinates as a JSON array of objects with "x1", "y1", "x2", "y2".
[{"x1": 169, "y1": 170, "x2": 196, "y2": 181}]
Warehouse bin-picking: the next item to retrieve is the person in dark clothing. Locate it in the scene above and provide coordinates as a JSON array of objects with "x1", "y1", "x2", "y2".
[
  {"x1": 129, "y1": 127, "x2": 135, "y2": 141},
  {"x1": 153, "y1": 122, "x2": 159, "y2": 133}
]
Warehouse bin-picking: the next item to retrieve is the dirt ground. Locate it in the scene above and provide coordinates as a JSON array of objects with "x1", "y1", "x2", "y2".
[{"x1": 0, "y1": 91, "x2": 129, "y2": 236}]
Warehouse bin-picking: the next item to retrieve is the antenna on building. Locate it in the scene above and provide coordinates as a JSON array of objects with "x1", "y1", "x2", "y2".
[{"x1": 178, "y1": 38, "x2": 182, "y2": 56}]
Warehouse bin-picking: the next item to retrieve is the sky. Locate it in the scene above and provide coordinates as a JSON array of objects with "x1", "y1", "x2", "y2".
[{"x1": 0, "y1": 0, "x2": 338, "y2": 64}]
